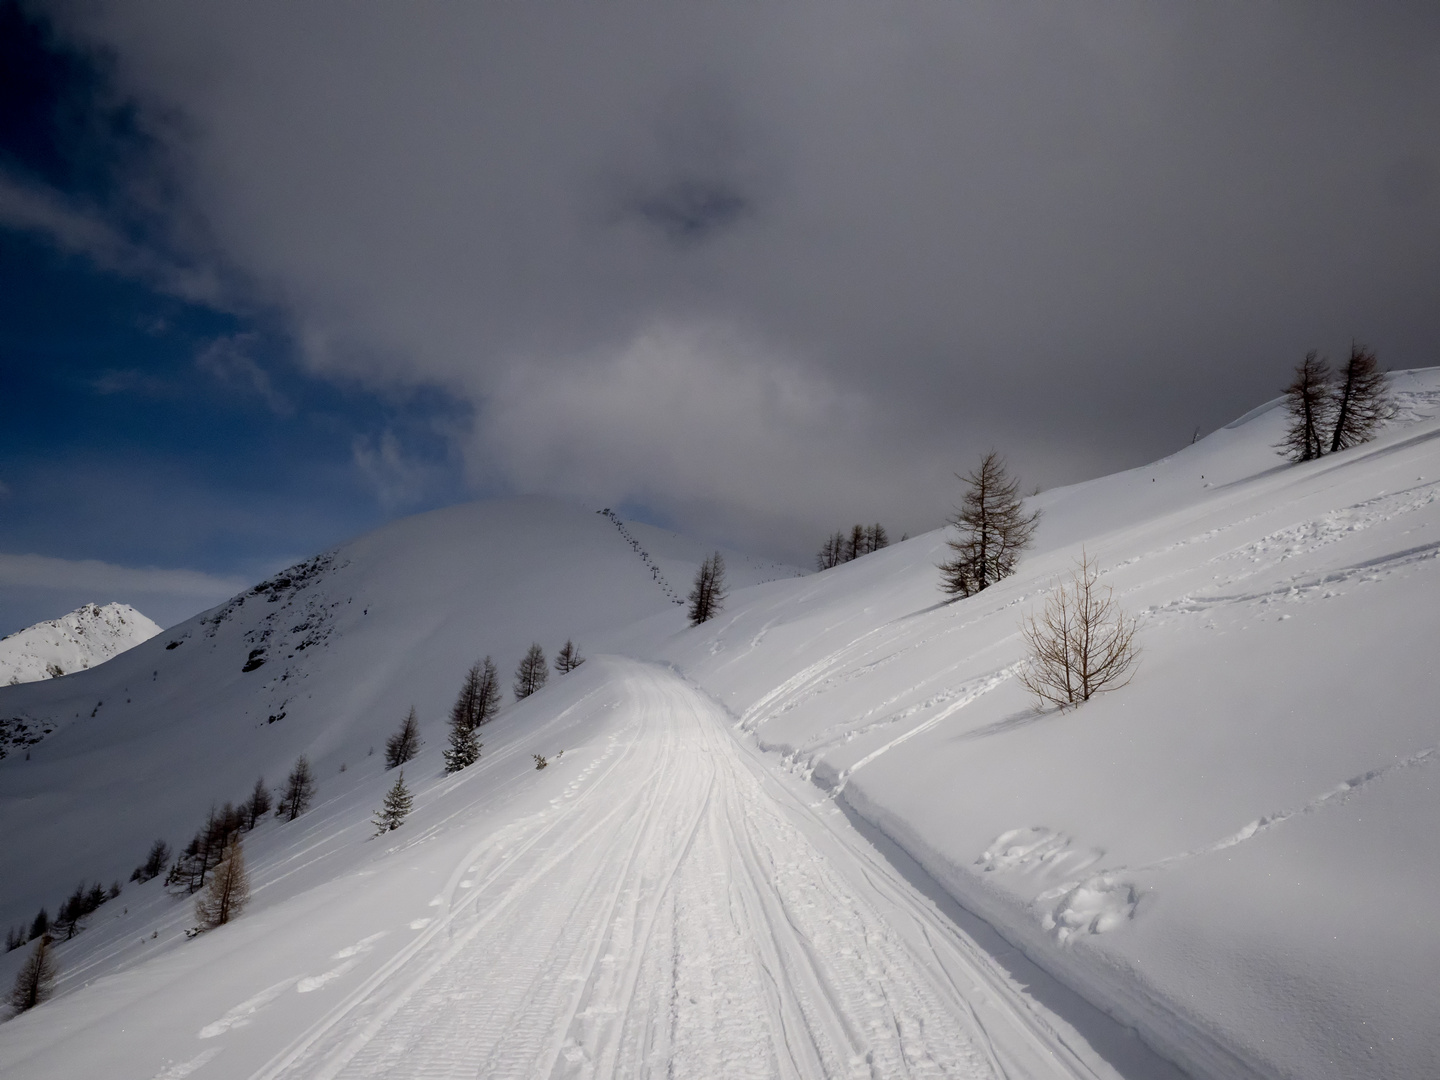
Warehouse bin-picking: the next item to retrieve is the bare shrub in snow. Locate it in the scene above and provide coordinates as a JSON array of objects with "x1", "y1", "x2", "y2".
[
  {"x1": 1328, "y1": 343, "x2": 1393, "y2": 453},
  {"x1": 8, "y1": 934, "x2": 56, "y2": 1012},
  {"x1": 1019, "y1": 551, "x2": 1139, "y2": 709},
  {"x1": 384, "y1": 706, "x2": 422, "y2": 769},
  {"x1": 1276, "y1": 351, "x2": 1334, "y2": 462},
  {"x1": 194, "y1": 836, "x2": 249, "y2": 930},
  {"x1": 940, "y1": 452, "x2": 1039, "y2": 597},
  {"x1": 514, "y1": 644, "x2": 549, "y2": 700},
  {"x1": 687, "y1": 552, "x2": 727, "y2": 625},
  {"x1": 372, "y1": 771, "x2": 413, "y2": 834}
]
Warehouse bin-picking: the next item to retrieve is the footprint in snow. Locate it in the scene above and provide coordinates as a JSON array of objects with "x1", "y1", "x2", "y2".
[
  {"x1": 197, "y1": 978, "x2": 297, "y2": 1038},
  {"x1": 150, "y1": 1048, "x2": 222, "y2": 1078},
  {"x1": 296, "y1": 931, "x2": 389, "y2": 992}
]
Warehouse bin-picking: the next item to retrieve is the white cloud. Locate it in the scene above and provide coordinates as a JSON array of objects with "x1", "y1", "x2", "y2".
[
  {"x1": 352, "y1": 430, "x2": 439, "y2": 512},
  {"x1": 36, "y1": 4, "x2": 1440, "y2": 550},
  {"x1": 0, "y1": 171, "x2": 223, "y2": 304},
  {"x1": 0, "y1": 551, "x2": 245, "y2": 600},
  {"x1": 477, "y1": 321, "x2": 952, "y2": 550},
  {"x1": 196, "y1": 334, "x2": 292, "y2": 414}
]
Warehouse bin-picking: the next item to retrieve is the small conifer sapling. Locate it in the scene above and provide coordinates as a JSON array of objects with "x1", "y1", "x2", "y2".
[{"x1": 373, "y1": 771, "x2": 414, "y2": 834}]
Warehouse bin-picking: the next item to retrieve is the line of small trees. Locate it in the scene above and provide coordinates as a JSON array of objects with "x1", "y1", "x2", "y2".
[
  {"x1": 816, "y1": 524, "x2": 889, "y2": 570},
  {"x1": 4, "y1": 878, "x2": 122, "y2": 954},
  {"x1": 1277, "y1": 344, "x2": 1393, "y2": 462},
  {"x1": 164, "y1": 757, "x2": 312, "y2": 897},
  {"x1": 2, "y1": 758, "x2": 310, "y2": 955},
  {"x1": 439, "y1": 640, "x2": 587, "y2": 774}
]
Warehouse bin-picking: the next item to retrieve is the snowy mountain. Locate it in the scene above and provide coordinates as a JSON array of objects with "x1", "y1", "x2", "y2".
[
  {"x1": 1, "y1": 373, "x2": 1438, "y2": 1080},
  {"x1": 0, "y1": 602, "x2": 161, "y2": 689}
]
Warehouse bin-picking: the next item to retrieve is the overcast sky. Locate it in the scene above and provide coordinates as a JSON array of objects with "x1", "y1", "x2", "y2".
[{"x1": 2, "y1": 1, "x2": 1438, "y2": 632}]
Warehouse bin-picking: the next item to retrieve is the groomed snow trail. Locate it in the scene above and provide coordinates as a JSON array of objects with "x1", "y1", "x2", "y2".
[{"x1": 249, "y1": 659, "x2": 1117, "y2": 1080}]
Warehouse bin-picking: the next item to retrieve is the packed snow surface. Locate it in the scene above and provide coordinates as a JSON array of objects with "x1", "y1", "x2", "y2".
[
  {"x1": 0, "y1": 602, "x2": 161, "y2": 688},
  {"x1": 3, "y1": 372, "x2": 1440, "y2": 1079}
]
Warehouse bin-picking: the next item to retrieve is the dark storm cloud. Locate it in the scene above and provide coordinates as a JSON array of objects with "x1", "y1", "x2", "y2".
[{"x1": 34, "y1": 0, "x2": 1440, "y2": 555}]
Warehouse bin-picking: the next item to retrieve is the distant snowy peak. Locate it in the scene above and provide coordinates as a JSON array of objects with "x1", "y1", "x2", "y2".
[{"x1": 0, "y1": 602, "x2": 162, "y2": 686}]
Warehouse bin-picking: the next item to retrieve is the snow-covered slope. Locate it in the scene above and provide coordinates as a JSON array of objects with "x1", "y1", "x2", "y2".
[
  {"x1": 2, "y1": 373, "x2": 1438, "y2": 1080},
  {"x1": 0, "y1": 602, "x2": 161, "y2": 688},
  {"x1": 629, "y1": 366, "x2": 1440, "y2": 1080},
  {"x1": 0, "y1": 499, "x2": 721, "y2": 929}
]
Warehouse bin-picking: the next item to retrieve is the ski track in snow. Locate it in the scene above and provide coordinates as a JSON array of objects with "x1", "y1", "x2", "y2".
[{"x1": 239, "y1": 660, "x2": 1112, "y2": 1080}]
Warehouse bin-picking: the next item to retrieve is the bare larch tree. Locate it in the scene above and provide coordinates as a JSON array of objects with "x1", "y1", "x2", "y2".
[
  {"x1": 554, "y1": 640, "x2": 585, "y2": 674},
  {"x1": 444, "y1": 664, "x2": 485, "y2": 772},
  {"x1": 277, "y1": 756, "x2": 316, "y2": 821},
  {"x1": 687, "y1": 552, "x2": 727, "y2": 625},
  {"x1": 1328, "y1": 343, "x2": 1393, "y2": 453},
  {"x1": 8, "y1": 934, "x2": 57, "y2": 1012},
  {"x1": 1276, "y1": 351, "x2": 1334, "y2": 462},
  {"x1": 384, "y1": 706, "x2": 422, "y2": 769},
  {"x1": 939, "y1": 452, "x2": 1040, "y2": 597},
  {"x1": 194, "y1": 835, "x2": 249, "y2": 930},
  {"x1": 243, "y1": 777, "x2": 272, "y2": 829},
  {"x1": 514, "y1": 644, "x2": 549, "y2": 700},
  {"x1": 1018, "y1": 551, "x2": 1139, "y2": 708},
  {"x1": 474, "y1": 656, "x2": 502, "y2": 725}
]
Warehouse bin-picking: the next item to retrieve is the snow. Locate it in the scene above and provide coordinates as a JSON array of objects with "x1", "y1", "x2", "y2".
[
  {"x1": 2, "y1": 373, "x2": 1440, "y2": 1078},
  {"x1": 0, "y1": 602, "x2": 161, "y2": 688}
]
